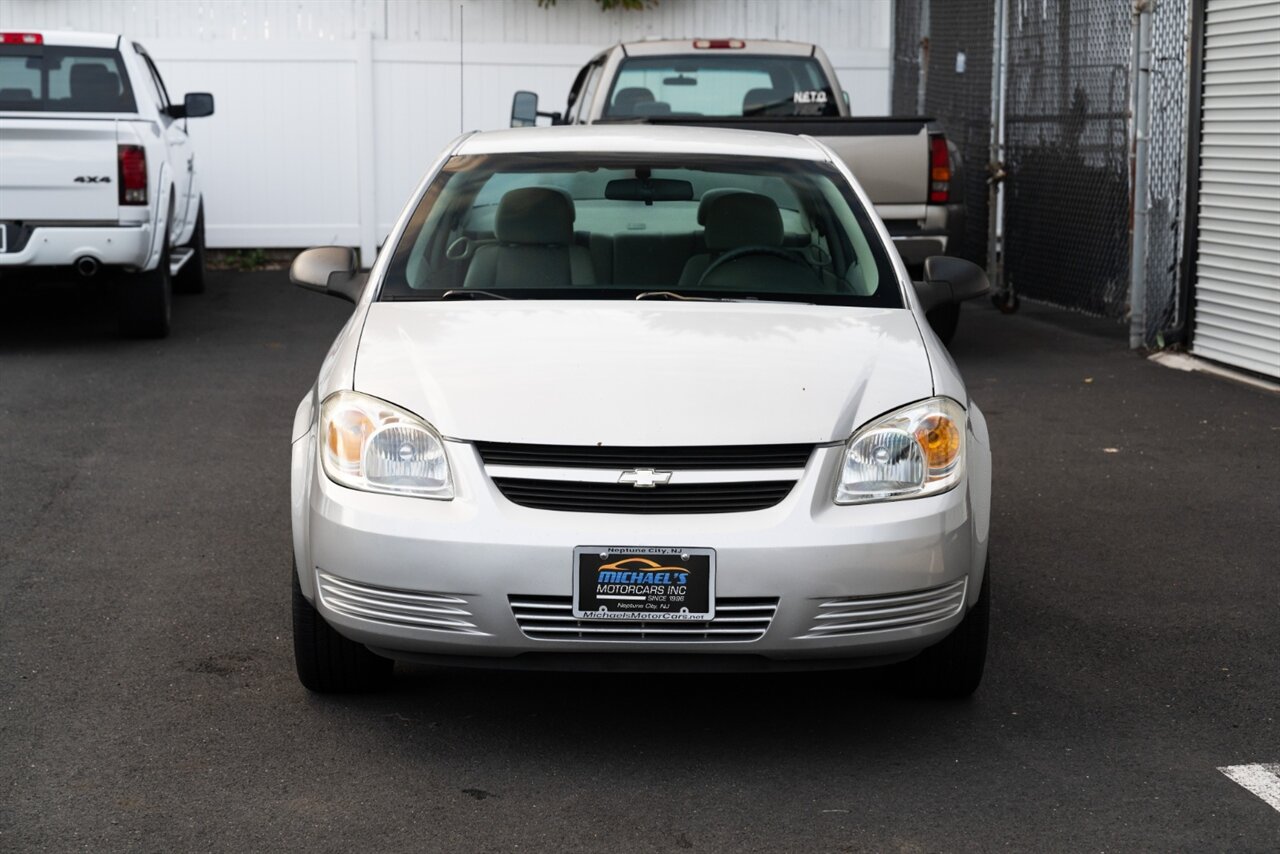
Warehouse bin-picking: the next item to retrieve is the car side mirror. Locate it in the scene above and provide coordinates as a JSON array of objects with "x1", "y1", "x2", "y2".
[
  {"x1": 913, "y1": 256, "x2": 990, "y2": 313},
  {"x1": 167, "y1": 92, "x2": 214, "y2": 119},
  {"x1": 291, "y1": 246, "x2": 365, "y2": 304},
  {"x1": 511, "y1": 90, "x2": 539, "y2": 127}
]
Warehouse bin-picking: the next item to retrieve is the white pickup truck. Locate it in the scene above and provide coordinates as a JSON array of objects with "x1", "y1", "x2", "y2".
[{"x1": 0, "y1": 30, "x2": 214, "y2": 337}]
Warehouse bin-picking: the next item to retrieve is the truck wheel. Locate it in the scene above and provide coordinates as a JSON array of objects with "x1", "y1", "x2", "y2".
[
  {"x1": 292, "y1": 563, "x2": 393, "y2": 693},
  {"x1": 926, "y1": 302, "x2": 961, "y2": 346},
  {"x1": 173, "y1": 202, "x2": 206, "y2": 295},
  {"x1": 117, "y1": 224, "x2": 172, "y2": 339},
  {"x1": 896, "y1": 560, "x2": 989, "y2": 699}
]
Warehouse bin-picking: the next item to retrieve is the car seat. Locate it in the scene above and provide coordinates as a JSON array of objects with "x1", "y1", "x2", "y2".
[
  {"x1": 742, "y1": 87, "x2": 790, "y2": 116},
  {"x1": 463, "y1": 187, "x2": 595, "y2": 289},
  {"x1": 68, "y1": 64, "x2": 121, "y2": 109},
  {"x1": 611, "y1": 87, "x2": 656, "y2": 116},
  {"x1": 678, "y1": 191, "x2": 788, "y2": 287}
]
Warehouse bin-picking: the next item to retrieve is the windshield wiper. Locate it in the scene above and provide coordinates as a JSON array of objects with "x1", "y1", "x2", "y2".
[
  {"x1": 634, "y1": 290, "x2": 718, "y2": 302},
  {"x1": 440, "y1": 289, "x2": 511, "y2": 301},
  {"x1": 634, "y1": 290, "x2": 813, "y2": 306}
]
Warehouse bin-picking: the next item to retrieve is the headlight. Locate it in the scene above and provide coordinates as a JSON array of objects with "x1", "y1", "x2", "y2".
[
  {"x1": 319, "y1": 390, "x2": 453, "y2": 499},
  {"x1": 835, "y1": 397, "x2": 965, "y2": 504}
]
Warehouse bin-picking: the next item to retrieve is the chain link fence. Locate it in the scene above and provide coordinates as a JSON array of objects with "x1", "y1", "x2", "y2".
[
  {"x1": 1144, "y1": 0, "x2": 1191, "y2": 343},
  {"x1": 892, "y1": 0, "x2": 925, "y2": 116},
  {"x1": 891, "y1": 0, "x2": 1191, "y2": 345},
  {"x1": 1002, "y1": 0, "x2": 1133, "y2": 318},
  {"x1": 892, "y1": 0, "x2": 993, "y2": 267}
]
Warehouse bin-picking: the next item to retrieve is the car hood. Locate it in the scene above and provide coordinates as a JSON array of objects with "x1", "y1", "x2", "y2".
[{"x1": 353, "y1": 301, "x2": 933, "y2": 446}]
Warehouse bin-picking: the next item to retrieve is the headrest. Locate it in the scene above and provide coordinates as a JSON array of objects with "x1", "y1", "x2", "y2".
[
  {"x1": 632, "y1": 101, "x2": 671, "y2": 116},
  {"x1": 697, "y1": 189, "x2": 740, "y2": 225},
  {"x1": 495, "y1": 187, "x2": 575, "y2": 245},
  {"x1": 612, "y1": 87, "x2": 655, "y2": 114},
  {"x1": 70, "y1": 64, "x2": 119, "y2": 100},
  {"x1": 742, "y1": 87, "x2": 787, "y2": 115},
  {"x1": 702, "y1": 191, "x2": 783, "y2": 251}
]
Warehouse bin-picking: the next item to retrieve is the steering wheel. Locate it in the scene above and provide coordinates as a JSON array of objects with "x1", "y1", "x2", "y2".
[{"x1": 696, "y1": 245, "x2": 814, "y2": 289}]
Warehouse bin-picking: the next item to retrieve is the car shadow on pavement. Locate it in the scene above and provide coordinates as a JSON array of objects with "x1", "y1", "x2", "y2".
[
  {"x1": 1, "y1": 276, "x2": 133, "y2": 349},
  {"x1": 302, "y1": 664, "x2": 985, "y2": 770}
]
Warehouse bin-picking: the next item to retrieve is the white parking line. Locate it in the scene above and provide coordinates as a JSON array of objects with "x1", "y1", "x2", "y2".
[{"x1": 1219, "y1": 764, "x2": 1280, "y2": 813}]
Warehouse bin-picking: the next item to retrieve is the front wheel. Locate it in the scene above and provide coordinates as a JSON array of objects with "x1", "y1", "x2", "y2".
[
  {"x1": 896, "y1": 559, "x2": 990, "y2": 699},
  {"x1": 292, "y1": 563, "x2": 394, "y2": 693}
]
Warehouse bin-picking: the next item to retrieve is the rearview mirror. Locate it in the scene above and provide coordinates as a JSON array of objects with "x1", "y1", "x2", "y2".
[
  {"x1": 511, "y1": 90, "x2": 538, "y2": 127},
  {"x1": 290, "y1": 246, "x2": 365, "y2": 304},
  {"x1": 913, "y1": 256, "x2": 990, "y2": 313},
  {"x1": 605, "y1": 177, "x2": 694, "y2": 203}
]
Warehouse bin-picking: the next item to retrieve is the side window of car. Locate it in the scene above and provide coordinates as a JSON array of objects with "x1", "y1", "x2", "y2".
[
  {"x1": 564, "y1": 63, "x2": 591, "y2": 122},
  {"x1": 133, "y1": 45, "x2": 171, "y2": 119},
  {"x1": 573, "y1": 62, "x2": 605, "y2": 124}
]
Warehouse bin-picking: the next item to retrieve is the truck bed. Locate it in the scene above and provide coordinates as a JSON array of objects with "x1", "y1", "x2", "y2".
[{"x1": 602, "y1": 115, "x2": 935, "y2": 211}]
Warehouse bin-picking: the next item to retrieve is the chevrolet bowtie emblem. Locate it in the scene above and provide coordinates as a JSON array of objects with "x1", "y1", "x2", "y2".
[{"x1": 618, "y1": 468, "x2": 672, "y2": 488}]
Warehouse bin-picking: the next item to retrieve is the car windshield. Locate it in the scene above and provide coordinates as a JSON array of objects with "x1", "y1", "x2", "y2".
[
  {"x1": 0, "y1": 45, "x2": 137, "y2": 113},
  {"x1": 379, "y1": 152, "x2": 901, "y2": 307},
  {"x1": 601, "y1": 55, "x2": 840, "y2": 118}
]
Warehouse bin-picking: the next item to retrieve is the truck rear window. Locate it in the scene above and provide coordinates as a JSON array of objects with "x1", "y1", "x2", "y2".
[
  {"x1": 602, "y1": 56, "x2": 840, "y2": 119},
  {"x1": 0, "y1": 45, "x2": 137, "y2": 113}
]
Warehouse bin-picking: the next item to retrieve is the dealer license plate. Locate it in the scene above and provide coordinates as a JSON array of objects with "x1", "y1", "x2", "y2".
[{"x1": 572, "y1": 546, "x2": 715, "y2": 621}]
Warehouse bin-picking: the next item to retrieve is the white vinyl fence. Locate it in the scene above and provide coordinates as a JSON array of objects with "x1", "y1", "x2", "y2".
[{"x1": 1, "y1": 0, "x2": 893, "y2": 256}]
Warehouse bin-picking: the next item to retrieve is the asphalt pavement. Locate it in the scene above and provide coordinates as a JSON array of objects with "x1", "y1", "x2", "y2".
[{"x1": 1, "y1": 271, "x2": 1277, "y2": 852}]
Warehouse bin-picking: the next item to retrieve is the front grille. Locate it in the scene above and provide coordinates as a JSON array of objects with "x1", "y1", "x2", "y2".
[
  {"x1": 510, "y1": 596, "x2": 778, "y2": 642},
  {"x1": 798, "y1": 579, "x2": 968, "y2": 639},
  {"x1": 474, "y1": 441, "x2": 813, "y2": 470},
  {"x1": 316, "y1": 571, "x2": 488, "y2": 635},
  {"x1": 491, "y1": 478, "x2": 794, "y2": 514}
]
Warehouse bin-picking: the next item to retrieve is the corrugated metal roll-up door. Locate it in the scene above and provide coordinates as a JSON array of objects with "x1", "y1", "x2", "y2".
[{"x1": 1191, "y1": 0, "x2": 1280, "y2": 378}]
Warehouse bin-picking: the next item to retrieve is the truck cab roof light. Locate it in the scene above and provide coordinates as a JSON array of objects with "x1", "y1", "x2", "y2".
[
  {"x1": 1, "y1": 32, "x2": 43, "y2": 45},
  {"x1": 693, "y1": 39, "x2": 745, "y2": 49}
]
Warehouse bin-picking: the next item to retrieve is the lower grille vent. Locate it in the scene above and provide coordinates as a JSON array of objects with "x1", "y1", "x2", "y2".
[
  {"x1": 317, "y1": 571, "x2": 487, "y2": 635},
  {"x1": 510, "y1": 596, "x2": 777, "y2": 642},
  {"x1": 799, "y1": 579, "x2": 967, "y2": 639}
]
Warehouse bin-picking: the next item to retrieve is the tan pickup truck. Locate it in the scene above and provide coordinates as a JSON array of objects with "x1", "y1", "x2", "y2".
[{"x1": 511, "y1": 38, "x2": 969, "y2": 342}]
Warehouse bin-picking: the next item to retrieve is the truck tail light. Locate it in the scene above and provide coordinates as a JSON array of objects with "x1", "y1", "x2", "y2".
[
  {"x1": 693, "y1": 39, "x2": 745, "y2": 49},
  {"x1": 118, "y1": 145, "x2": 147, "y2": 205},
  {"x1": 929, "y1": 134, "x2": 951, "y2": 204},
  {"x1": 1, "y1": 32, "x2": 43, "y2": 44}
]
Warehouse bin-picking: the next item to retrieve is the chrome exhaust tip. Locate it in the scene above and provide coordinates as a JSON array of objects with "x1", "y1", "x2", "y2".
[{"x1": 75, "y1": 256, "x2": 100, "y2": 277}]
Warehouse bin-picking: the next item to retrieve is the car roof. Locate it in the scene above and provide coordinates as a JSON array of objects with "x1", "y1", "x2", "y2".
[
  {"x1": 621, "y1": 38, "x2": 816, "y2": 57},
  {"x1": 455, "y1": 125, "x2": 829, "y2": 161},
  {"x1": 1, "y1": 30, "x2": 122, "y2": 49}
]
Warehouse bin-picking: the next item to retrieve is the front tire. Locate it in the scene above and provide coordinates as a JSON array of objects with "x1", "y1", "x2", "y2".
[
  {"x1": 117, "y1": 221, "x2": 172, "y2": 339},
  {"x1": 173, "y1": 202, "x2": 206, "y2": 295},
  {"x1": 292, "y1": 563, "x2": 394, "y2": 693},
  {"x1": 897, "y1": 559, "x2": 990, "y2": 698}
]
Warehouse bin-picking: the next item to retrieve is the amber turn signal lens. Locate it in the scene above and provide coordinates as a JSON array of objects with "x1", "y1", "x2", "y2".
[
  {"x1": 327, "y1": 408, "x2": 374, "y2": 468},
  {"x1": 915, "y1": 415, "x2": 961, "y2": 471}
]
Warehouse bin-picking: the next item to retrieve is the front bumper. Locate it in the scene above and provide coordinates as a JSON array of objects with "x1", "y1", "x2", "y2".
[
  {"x1": 0, "y1": 222, "x2": 153, "y2": 269},
  {"x1": 294, "y1": 434, "x2": 989, "y2": 668}
]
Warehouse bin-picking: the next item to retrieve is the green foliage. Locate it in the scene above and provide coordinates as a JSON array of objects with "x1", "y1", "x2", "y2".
[{"x1": 537, "y1": 0, "x2": 656, "y2": 10}]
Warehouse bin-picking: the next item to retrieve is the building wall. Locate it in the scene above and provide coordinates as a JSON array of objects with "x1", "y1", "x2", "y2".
[{"x1": 0, "y1": 0, "x2": 893, "y2": 253}]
